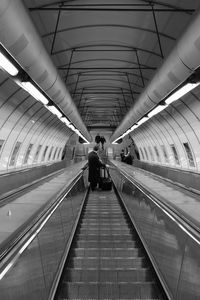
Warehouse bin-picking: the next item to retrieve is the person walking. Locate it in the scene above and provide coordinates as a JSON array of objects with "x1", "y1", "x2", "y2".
[
  {"x1": 100, "y1": 136, "x2": 106, "y2": 150},
  {"x1": 88, "y1": 145, "x2": 105, "y2": 191}
]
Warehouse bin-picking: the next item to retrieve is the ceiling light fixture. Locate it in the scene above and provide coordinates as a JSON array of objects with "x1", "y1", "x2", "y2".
[
  {"x1": 0, "y1": 51, "x2": 19, "y2": 76},
  {"x1": 165, "y1": 82, "x2": 200, "y2": 105},
  {"x1": 137, "y1": 116, "x2": 149, "y2": 125},
  {"x1": 46, "y1": 105, "x2": 62, "y2": 118},
  {"x1": 60, "y1": 117, "x2": 71, "y2": 126},
  {"x1": 20, "y1": 81, "x2": 49, "y2": 105},
  {"x1": 148, "y1": 104, "x2": 168, "y2": 118}
]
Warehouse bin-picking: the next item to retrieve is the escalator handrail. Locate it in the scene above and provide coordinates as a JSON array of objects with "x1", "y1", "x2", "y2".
[
  {"x1": 113, "y1": 165, "x2": 200, "y2": 244},
  {"x1": 0, "y1": 167, "x2": 86, "y2": 280},
  {"x1": 48, "y1": 186, "x2": 89, "y2": 300}
]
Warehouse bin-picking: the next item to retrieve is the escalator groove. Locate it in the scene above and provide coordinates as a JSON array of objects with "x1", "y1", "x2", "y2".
[{"x1": 55, "y1": 188, "x2": 167, "y2": 300}]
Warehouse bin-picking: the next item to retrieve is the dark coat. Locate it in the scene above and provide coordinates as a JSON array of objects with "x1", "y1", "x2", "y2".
[
  {"x1": 124, "y1": 153, "x2": 133, "y2": 165},
  {"x1": 88, "y1": 151, "x2": 104, "y2": 184},
  {"x1": 120, "y1": 151, "x2": 125, "y2": 162},
  {"x1": 100, "y1": 136, "x2": 106, "y2": 144}
]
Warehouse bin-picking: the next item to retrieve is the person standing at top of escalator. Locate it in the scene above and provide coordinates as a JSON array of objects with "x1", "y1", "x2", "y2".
[{"x1": 100, "y1": 136, "x2": 106, "y2": 150}]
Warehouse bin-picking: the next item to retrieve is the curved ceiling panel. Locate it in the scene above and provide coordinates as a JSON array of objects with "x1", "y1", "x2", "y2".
[{"x1": 20, "y1": 0, "x2": 200, "y2": 135}]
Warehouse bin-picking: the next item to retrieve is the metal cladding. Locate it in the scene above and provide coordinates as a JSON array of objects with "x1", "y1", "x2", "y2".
[
  {"x1": 110, "y1": 9, "x2": 200, "y2": 142},
  {"x1": 0, "y1": 0, "x2": 92, "y2": 142}
]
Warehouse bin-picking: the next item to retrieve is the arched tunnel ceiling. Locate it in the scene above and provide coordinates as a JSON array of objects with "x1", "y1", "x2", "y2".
[{"x1": 24, "y1": 0, "x2": 200, "y2": 132}]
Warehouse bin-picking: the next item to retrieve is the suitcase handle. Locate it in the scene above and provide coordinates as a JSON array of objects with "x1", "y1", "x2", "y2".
[{"x1": 102, "y1": 166, "x2": 110, "y2": 178}]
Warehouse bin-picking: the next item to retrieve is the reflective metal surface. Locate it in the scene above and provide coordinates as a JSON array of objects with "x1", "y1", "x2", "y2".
[
  {"x1": 0, "y1": 174, "x2": 86, "y2": 299},
  {"x1": 110, "y1": 167, "x2": 200, "y2": 300}
]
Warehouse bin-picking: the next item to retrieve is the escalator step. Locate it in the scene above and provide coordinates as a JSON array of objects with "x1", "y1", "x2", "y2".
[
  {"x1": 68, "y1": 257, "x2": 147, "y2": 268},
  {"x1": 72, "y1": 247, "x2": 143, "y2": 257},
  {"x1": 63, "y1": 268, "x2": 154, "y2": 282},
  {"x1": 76, "y1": 234, "x2": 135, "y2": 241},
  {"x1": 57, "y1": 282, "x2": 164, "y2": 299},
  {"x1": 74, "y1": 240, "x2": 140, "y2": 248}
]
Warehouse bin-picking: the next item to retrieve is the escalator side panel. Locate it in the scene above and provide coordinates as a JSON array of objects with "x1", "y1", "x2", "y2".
[
  {"x1": 0, "y1": 176, "x2": 86, "y2": 299},
  {"x1": 110, "y1": 167, "x2": 200, "y2": 300}
]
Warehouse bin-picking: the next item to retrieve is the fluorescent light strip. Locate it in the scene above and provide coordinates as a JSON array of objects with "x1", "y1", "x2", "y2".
[
  {"x1": 46, "y1": 105, "x2": 62, "y2": 118},
  {"x1": 137, "y1": 116, "x2": 149, "y2": 125},
  {"x1": 21, "y1": 82, "x2": 49, "y2": 105},
  {"x1": 130, "y1": 124, "x2": 139, "y2": 131},
  {"x1": 112, "y1": 118, "x2": 147, "y2": 144},
  {"x1": 74, "y1": 128, "x2": 79, "y2": 134},
  {"x1": 60, "y1": 117, "x2": 71, "y2": 126},
  {"x1": 0, "y1": 48, "x2": 90, "y2": 144},
  {"x1": 60, "y1": 118, "x2": 90, "y2": 143},
  {"x1": 113, "y1": 80, "x2": 200, "y2": 143},
  {"x1": 68, "y1": 123, "x2": 75, "y2": 130},
  {"x1": 165, "y1": 82, "x2": 200, "y2": 105},
  {"x1": 78, "y1": 132, "x2": 89, "y2": 143},
  {"x1": 148, "y1": 104, "x2": 168, "y2": 118},
  {"x1": 0, "y1": 51, "x2": 18, "y2": 76}
]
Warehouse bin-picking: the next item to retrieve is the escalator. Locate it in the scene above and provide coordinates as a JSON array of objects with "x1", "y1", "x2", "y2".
[{"x1": 55, "y1": 188, "x2": 167, "y2": 300}]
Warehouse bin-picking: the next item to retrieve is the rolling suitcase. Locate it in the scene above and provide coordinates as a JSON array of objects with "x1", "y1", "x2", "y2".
[{"x1": 99, "y1": 167, "x2": 112, "y2": 191}]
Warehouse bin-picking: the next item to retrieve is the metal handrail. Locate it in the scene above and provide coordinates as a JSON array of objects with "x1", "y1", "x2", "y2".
[{"x1": 48, "y1": 185, "x2": 89, "y2": 300}]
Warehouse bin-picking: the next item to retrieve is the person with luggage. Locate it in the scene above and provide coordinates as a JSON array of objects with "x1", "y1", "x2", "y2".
[
  {"x1": 88, "y1": 145, "x2": 105, "y2": 191},
  {"x1": 99, "y1": 165, "x2": 112, "y2": 190}
]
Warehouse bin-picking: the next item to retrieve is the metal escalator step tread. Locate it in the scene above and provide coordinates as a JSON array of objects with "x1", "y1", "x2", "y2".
[
  {"x1": 74, "y1": 241, "x2": 140, "y2": 248},
  {"x1": 78, "y1": 230, "x2": 133, "y2": 234},
  {"x1": 63, "y1": 268, "x2": 153, "y2": 282},
  {"x1": 77, "y1": 233, "x2": 134, "y2": 236},
  {"x1": 72, "y1": 248, "x2": 143, "y2": 257},
  {"x1": 58, "y1": 298, "x2": 163, "y2": 300},
  {"x1": 67, "y1": 257, "x2": 147, "y2": 268},
  {"x1": 57, "y1": 282, "x2": 165, "y2": 299},
  {"x1": 63, "y1": 281, "x2": 156, "y2": 284},
  {"x1": 79, "y1": 225, "x2": 130, "y2": 227},
  {"x1": 76, "y1": 235, "x2": 135, "y2": 241},
  {"x1": 75, "y1": 239, "x2": 140, "y2": 248}
]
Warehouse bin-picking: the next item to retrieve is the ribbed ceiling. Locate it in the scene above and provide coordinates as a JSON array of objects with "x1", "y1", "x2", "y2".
[{"x1": 24, "y1": 0, "x2": 200, "y2": 133}]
